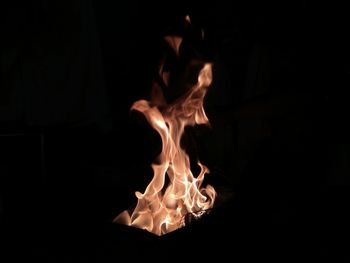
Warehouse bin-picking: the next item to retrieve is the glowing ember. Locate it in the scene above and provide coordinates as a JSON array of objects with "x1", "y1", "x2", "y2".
[{"x1": 114, "y1": 16, "x2": 216, "y2": 236}]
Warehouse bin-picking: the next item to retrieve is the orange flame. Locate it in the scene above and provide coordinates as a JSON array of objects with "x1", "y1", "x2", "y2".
[
  {"x1": 114, "y1": 20, "x2": 216, "y2": 236},
  {"x1": 164, "y1": 36, "x2": 183, "y2": 57}
]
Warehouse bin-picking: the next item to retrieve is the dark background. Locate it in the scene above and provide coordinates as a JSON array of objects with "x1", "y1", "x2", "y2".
[{"x1": 1, "y1": 0, "x2": 349, "y2": 262}]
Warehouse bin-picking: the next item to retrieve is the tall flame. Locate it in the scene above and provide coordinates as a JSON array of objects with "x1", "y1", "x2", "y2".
[{"x1": 114, "y1": 20, "x2": 216, "y2": 236}]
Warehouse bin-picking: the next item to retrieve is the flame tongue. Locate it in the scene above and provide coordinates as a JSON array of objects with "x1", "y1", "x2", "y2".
[{"x1": 115, "y1": 23, "x2": 216, "y2": 236}]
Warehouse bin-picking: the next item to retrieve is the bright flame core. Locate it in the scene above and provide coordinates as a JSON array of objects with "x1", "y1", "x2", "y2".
[{"x1": 114, "y1": 25, "x2": 216, "y2": 236}]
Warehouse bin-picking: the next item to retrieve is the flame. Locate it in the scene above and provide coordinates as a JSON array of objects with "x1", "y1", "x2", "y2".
[
  {"x1": 164, "y1": 36, "x2": 183, "y2": 56},
  {"x1": 114, "y1": 18, "x2": 216, "y2": 236}
]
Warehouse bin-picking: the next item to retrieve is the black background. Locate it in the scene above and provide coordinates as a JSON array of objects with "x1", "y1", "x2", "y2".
[{"x1": 1, "y1": 0, "x2": 349, "y2": 262}]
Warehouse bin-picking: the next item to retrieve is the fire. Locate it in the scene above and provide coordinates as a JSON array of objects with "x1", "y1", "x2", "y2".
[{"x1": 114, "y1": 17, "x2": 216, "y2": 236}]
